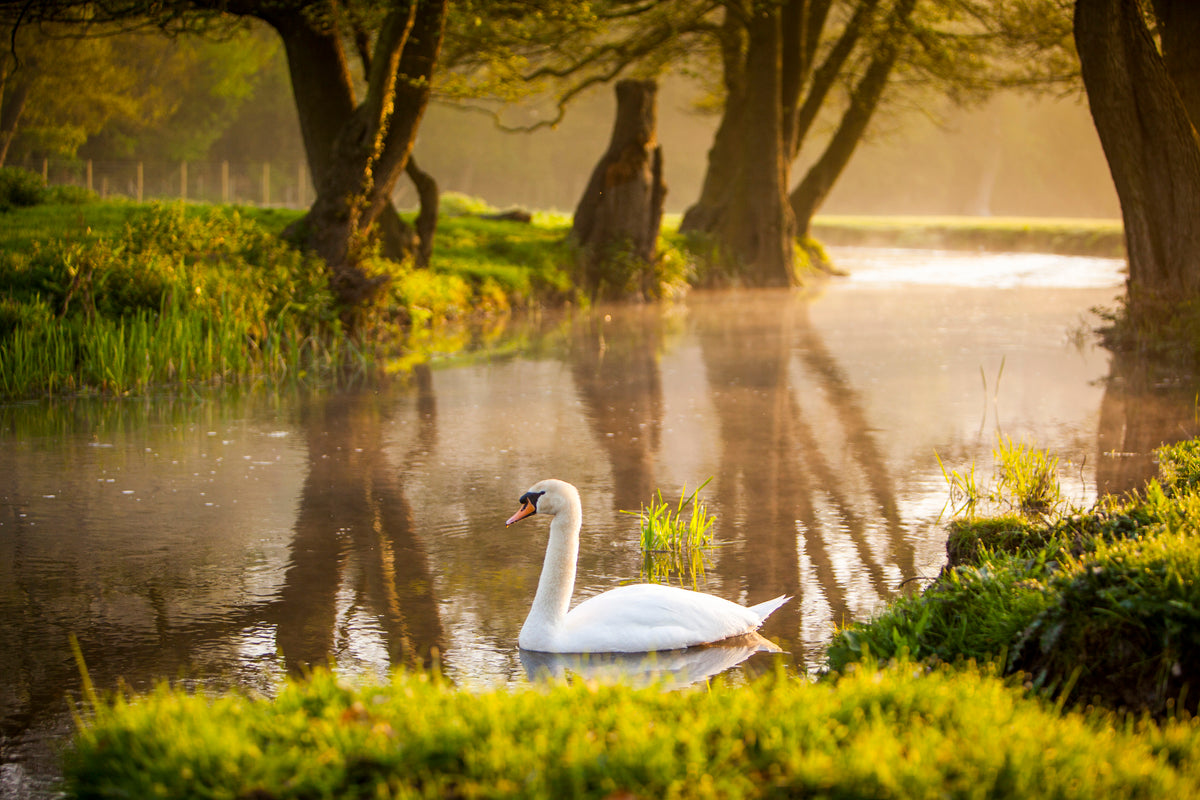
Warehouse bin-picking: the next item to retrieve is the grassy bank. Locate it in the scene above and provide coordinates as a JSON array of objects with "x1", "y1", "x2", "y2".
[
  {"x1": 812, "y1": 214, "x2": 1125, "y2": 258},
  {"x1": 830, "y1": 437, "x2": 1200, "y2": 719},
  {"x1": 65, "y1": 661, "x2": 1200, "y2": 799},
  {"x1": 0, "y1": 193, "x2": 578, "y2": 399},
  {"x1": 1, "y1": 179, "x2": 1130, "y2": 400}
]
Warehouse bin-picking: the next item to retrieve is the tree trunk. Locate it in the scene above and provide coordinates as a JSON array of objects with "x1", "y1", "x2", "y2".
[
  {"x1": 406, "y1": 155, "x2": 438, "y2": 268},
  {"x1": 268, "y1": 0, "x2": 445, "y2": 319},
  {"x1": 680, "y1": 7, "x2": 746, "y2": 236},
  {"x1": 713, "y1": 3, "x2": 795, "y2": 287},
  {"x1": 1153, "y1": 0, "x2": 1200, "y2": 129},
  {"x1": 572, "y1": 78, "x2": 667, "y2": 299},
  {"x1": 1075, "y1": 0, "x2": 1200, "y2": 311},
  {"x1": 0, "y1": 44, "x2": 32, "y2": 167},
  {"x1": 789, "y1": 0, "x2": 916, "y2": 237},
  {"x1": 681, "y1": 2, "x2": 802, "y2": 286}
]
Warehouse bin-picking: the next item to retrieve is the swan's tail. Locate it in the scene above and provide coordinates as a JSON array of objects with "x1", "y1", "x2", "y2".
[{"x1": 748, "y1": 594, "x2": 791, "y2": 623}]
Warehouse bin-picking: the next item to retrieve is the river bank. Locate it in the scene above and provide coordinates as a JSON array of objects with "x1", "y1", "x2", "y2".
[{"x1": 0, "y1": 191, "x2": 1126, "y2": 401}]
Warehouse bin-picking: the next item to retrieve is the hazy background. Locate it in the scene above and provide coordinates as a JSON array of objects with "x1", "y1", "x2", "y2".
[{"x1": 406, "y1": 80, "x2": 1119, "y2": 219}]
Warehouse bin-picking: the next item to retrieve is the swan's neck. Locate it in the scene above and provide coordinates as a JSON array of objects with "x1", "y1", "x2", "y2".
[{"x1": 522, "y1": 503, "x2": 582, "y2": 640}]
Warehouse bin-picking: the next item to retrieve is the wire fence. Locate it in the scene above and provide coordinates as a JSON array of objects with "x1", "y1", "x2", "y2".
[{"x1": 38, "y1": 158, "x2": 312, "y2": 209}]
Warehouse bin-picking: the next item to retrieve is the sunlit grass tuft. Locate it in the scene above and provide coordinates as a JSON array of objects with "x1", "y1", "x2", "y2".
[{"x1": 623, "y1": 477, "x2": 715, "y2": 587}]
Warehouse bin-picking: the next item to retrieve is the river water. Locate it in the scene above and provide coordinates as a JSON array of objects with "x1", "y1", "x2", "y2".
[{"x1": 3, "y1": 247, "x2": 1195, "y2": 797}]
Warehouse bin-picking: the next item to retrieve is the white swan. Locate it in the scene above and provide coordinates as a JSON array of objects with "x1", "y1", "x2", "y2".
[{"x1": 507, "y1": 478, "x2": 790, "y2": 653}]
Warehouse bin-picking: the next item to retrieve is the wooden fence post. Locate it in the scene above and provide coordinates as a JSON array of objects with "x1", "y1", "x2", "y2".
[
  {"x1": 137, "y1": 162, "x2": 143, "y2": 203},
  {"x1": 41, "y1": 157, "x2": 47, "y2": 183},
  {"x1": 181, "y1": 161, "x2": 188, "y2": 202},
  {"x1": 221, "y1": 161, "x2": 229, "y2": 203},
  {"x1": 262, "y1": 162, "x2": 270, "y2": 206},
  {"x1": 86, "y1": 160, "x2": 93, "y2": 193}
]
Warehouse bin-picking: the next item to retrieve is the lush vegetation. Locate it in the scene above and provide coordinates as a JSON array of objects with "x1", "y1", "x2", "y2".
[
  {"x1": 830, "y1": 438, "x2": 1200, "y2": 719},
  {"x1": 65, "y1": 660, "x2": 1200, "y2": 799},
  {"x1": 0, "y1": 184, "x2": 584, "y2": 399}
]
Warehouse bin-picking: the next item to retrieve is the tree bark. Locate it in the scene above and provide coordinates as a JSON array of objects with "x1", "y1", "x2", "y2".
[
  {"x1": 406, "y1": 155, "x2": 438, "y2": 268},
  {"x1": 712, "y1": 3, "x2": 795, "y2": 287},
  {"x1": 1075, "y1": 0, "x2": 1200, "y2": 311},
  {"x1": 272, "y1": 0, "x2": 445, "y2": 318},
  {"x1": 572, "y1": 78, "x2": 667, "y2": 299},
  {"x1": 1153, "y1": 0, "x2": 1200, "y2": 129},
  {"x1": 789, "y1": 0, "x2": 916, "y2": 237},
  {"x1": 680, "y1": 7, "x2": 746, "y2": 236}
]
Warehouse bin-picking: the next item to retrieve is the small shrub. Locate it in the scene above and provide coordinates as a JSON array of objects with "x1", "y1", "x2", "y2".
[
  {"x1": 43, "y1": 184, "x2": 98, "y2": 205},
  {"x1": 993, "y1": 435, "x2": 1064, "y2": 515},
  {"x1": 0, "y1": 166, "x2": 45, "y2": 211},
  {"x1": 439, "y1": 191, "x2": 495, "y2": 217}
]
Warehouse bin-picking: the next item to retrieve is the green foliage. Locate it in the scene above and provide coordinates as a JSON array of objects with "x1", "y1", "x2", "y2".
[
  {"x1": 428, "y1": 209, "x2": 576, "y2": 305},
  {"x1": 1014, "y1": 526, "x2": 1200, "y2": 716},
  {"x1": 65, "y1": 664, "x2": 1200, "y2": 799},
  {"x1": 1156, "y1": 438, "x2": 1200, "y2": 497},
  {"x1": 827, "y1": 551, "x2": 1058, "y2": 671},
  {"x1": 0, "y1": 203, "x2": 339, "y2": 397},
  {"x1": 0, "y1": 199, "x2": 581, "y2": 398},
  {"x1": 0, "y1": 167, "x2": 48, "y2": 211},
  {"x1": 623, "y1": 478, "x2": 715, "y2": 586}
]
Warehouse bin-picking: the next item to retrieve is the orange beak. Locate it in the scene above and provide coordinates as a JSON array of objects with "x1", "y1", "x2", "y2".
[{"x1": 506, "y1": 500, "x2": 536, "y2": 526}]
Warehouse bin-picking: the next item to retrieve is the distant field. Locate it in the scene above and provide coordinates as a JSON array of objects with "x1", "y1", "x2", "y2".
[{"x1": 811, "y1": 214, "x2": 1125, "y2": 258}]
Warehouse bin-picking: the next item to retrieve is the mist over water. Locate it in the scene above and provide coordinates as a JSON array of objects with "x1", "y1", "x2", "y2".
[{"x1": 6, "y1": 249, "x2": 1187, "y2": 799}]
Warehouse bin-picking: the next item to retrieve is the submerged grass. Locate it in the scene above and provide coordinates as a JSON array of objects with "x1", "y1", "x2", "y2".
[
  {"x1": 64, "y1": 663, "x2": 1200, "y2": 799},
  {"x1": 623, "y1": 477, "x2": 716, "y2": 587}
]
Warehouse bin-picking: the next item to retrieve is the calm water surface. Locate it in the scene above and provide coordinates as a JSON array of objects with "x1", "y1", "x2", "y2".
[{"x1": 3, "y1": 247, "x2": 1196, "y2": 797}]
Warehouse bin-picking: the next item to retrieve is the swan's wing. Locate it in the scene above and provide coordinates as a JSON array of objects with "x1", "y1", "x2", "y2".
[{"x1": 557, "y1": 584, "x2": 768, "y2": 653}]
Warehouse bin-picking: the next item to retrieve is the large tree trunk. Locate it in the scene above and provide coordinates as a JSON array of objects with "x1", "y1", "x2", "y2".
[
  {"x1": 266, "y1": 1, "x2": 445, "y2": 319},
  {"x1": 1075, "y1": 0, "x2": 1200, "y2": 312},
  {"x1": 572, "y1": 79, "x2": 667, "y2": 299},
  {"x1": 714, "y1": 3, "x2": 795, "y2": 286},
  {"x1": 682, "y1": 3, "x2": 796, "y2": 286},
  {"x1": 680, "y1": 7, "x2": 747, "y2": 236}
]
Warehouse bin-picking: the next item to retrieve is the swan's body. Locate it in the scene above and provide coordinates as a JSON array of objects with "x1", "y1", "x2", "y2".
[{"x1": 507, "y1": 479, "x2": 790, "y2": 653}]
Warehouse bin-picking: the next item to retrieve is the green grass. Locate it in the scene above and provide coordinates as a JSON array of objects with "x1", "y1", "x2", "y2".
[
  {"x1": 64, "y1": 663, "x2": 1200, "y2": 799},
  {"x1": 0, "y1": 197, "x2": 578, "y2": 399},
  {"x1": 833, "y1": 438, "x2": 1200, "y2": 718}
]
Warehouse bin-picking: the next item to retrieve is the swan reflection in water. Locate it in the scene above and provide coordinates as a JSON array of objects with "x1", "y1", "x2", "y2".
[{"x1": 519, "y1": 632, "x2": 783, "y2": 689}]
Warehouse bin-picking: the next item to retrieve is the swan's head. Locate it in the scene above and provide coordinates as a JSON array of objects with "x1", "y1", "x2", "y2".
[{"x1": 506, "y1": 479, "x2": 579, "y2": 526}]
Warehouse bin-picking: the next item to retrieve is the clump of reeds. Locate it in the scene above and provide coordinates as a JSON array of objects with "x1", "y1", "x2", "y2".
[
  {"x1": 623, "y1": 477, "x2": 716, "y2": 587},
  {"x1": 936, "y1": 435, "x2": 1065, "y2": 520}
]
